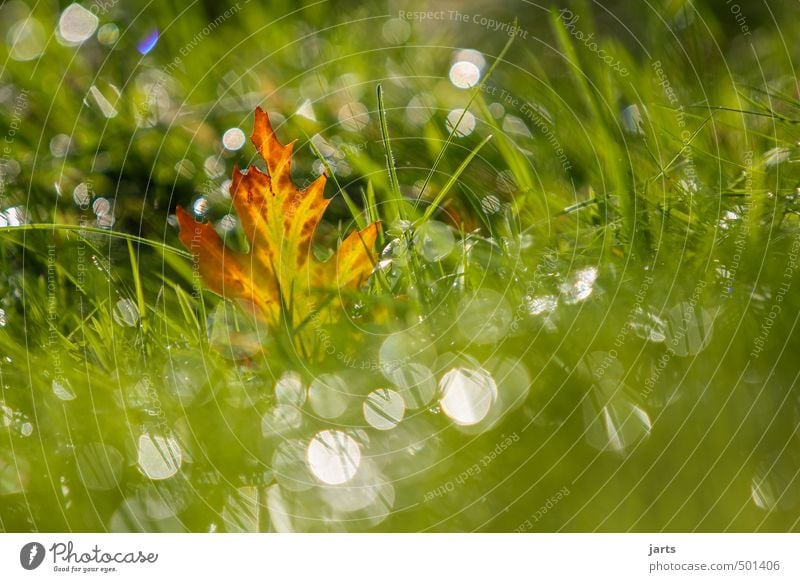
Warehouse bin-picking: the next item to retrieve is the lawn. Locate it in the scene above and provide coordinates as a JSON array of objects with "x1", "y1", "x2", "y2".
[{"x1": 0, "y1": 0, "x2": 799, "y2": 532}]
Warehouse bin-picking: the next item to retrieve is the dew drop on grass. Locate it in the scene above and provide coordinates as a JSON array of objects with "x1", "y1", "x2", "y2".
[
  {"x1": 222, "y1": 127, "x2": 246, "y2": 151},
  {"x1": 58, "y1": 3, "x2": 98, "y2": 44},
  {"x1": 141, "y1": 480, "x2": 190, "y2": 520},
  {"x1": 751, "y1": 452, "x2": 800, "y2": 512},
  {"x1": 405, "y1": 93, "x2": 435, "y2": 126},
  {"x1": 560, "y1": 266, "x2": 598, "y2": 304},
  {"x1": 52, "y1": 377, "x2": 76, "y2": 401},
  {"x1": 162, "y1": 353, "x2": 206, "y2": 406},
  {"x1": 664, "y1": 303, "x2": 714, "y2": 356},
  {"x1": 50, "y1": 133, "x2": 70, "y2": 157},
  {"x1": 76, "y1": 442, "x2": 123, "y2": 491},
  {"x1": 414, "y1": 220, "x2": 454, "y2": 262},
  {"x1": 307, "y1": 430, "x2": 361, "y2": 485},
  {"x1": 0, "y1": 405, "x2": 12, "y2": 428},
  {"x1": 629, "y1": 307, "x2": 667, "y2": 342},
  {"x1": 338, "y1": 102, "x2": 369, "y2": 132},
  {"x1": 92, "y1": 197, "x2": 111, "y2": 216},
  {"x1": 261, "y1": 404, "x2": 302, "y2": 438},
  {"x1": 526, "y1": 294, "x2": 558, "y2": 316},
  {"x1": 137, "y1": 433, "x2": 182, "y2": 480},
  {"x1": 8, "y1": 18, "x2": 45, "y2": 61},
  {"x1": 386, "y1": 363, "x2": 437, "y2": 409},
  {"x1": 275, "y1": 371, "x2": 306, "y2": 406},
  {"x1": 449, "y1": 61, "x2": 481, "y2": 89},
  {"x1": 439, "y1": 367, "x2": 497, "y2": 426},
  {"x1": 446, "y1": 108, "x2": 476, "y2": 137},
  {"x1": 457, "y1": 289, "x2": 512, "y2": 344},
  {"x1": 97, "y1": 23, "x2": 119, "y2": 46},
  {"x1": 363, "y1": 389, "x2": 405, "y2": 430},
  {"x1": 0, "y1": 454, "x2": 28, "y2": 495},
  {"x1": 379, "y1": 330, "x2": 437, "y2": 376},
  {"x1": 223, "y1": 486, "x2": 260, "y2": 532},
  {"x1": 308, "y1": 373, "x2": 350, "y2": 419},
  {"x1": 113, "y1": 298, "x2": 139, "y2": 327},
  {"x1": 203, "y1": 156, "x2": 225, "y2": 178},
  {"x1": 272, "y1": 439, "x2": 313, "y2": 492},
  {"x1": 382, "y1": 17, "x2": 411, "y2": 44},
  {"x1": 481, "y1": 194, "x2": 502, "y2": 214},
  {"x1": 72, "y1": 182, "x2": 91, "y2": 207},
  {"x1": 582, "y1": 398, "x2": 651, "y2": 452}
]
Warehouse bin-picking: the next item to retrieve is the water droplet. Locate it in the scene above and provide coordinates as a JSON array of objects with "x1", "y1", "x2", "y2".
[
  {"x1": 449, "y1": 61, "x2": 481, "y2": 89},
  {"x1": 141, "y1": 480, "x2": 190, "y2": 520},
  {"x1": 192, "y1": 196, "x2": 208, "y2": 218},
  {"x1": 439, "y1": 367, "x2": 497, "y2": 426},
  {"x1": 560, "y1": 266, "x2": 598, "y2": 304},
  {"x1": 308, "y1": 374, "x2": 350, "y2": 419},
  {"x1": 386, "y1": 363, "x2": 437, "y2": 409},
  {"x1": 87, "y1": 84, "x2": 119, "y2": 118},
  {"x1": 203, "y1": 156, "x2": 225, "y2": 178},
  {"x1": 261, "y1": 404, "x2": 302, "y2": 437},
  {"x1": 137, "y1": 29, "x2": 159, "y2": 55},
  {"x1": 58, "y1": 3, "x2": 98, "y2": 44},
  {"x1": 113, "y1": 298, "x2": 140, "y2": 327},
  {"x1": 7, "y1": 18, "x2": 45, "y2": 61},
  {"x1": 52, "y1": 377, "x2": 76, "y2": 401},
  {"x1": 222, "y1": 127, "x2": 246, "y2": 151},
  {"x1": 275, "y1": 371, "x2": 306, "y2": 406},
  {"x1": 629, "y1": 307, "x2": 667, "y2": 342},
  {"x1": 72, "y1": 182, "x2": 91, "y2": 208},
  {"x1": 307, "y1": 430, "x2": 361, "y2": 485},
  {"x1": 481, "y1": 194, "x2": 502, "y2": 215},
  {"x1": 405, "y1": 93, "x2": 435, "y2": 126},
  {"x1": 92, "y1": 197, "x2": 111, "y2": 216},
  {"x1": 382, "y1": 18, "x2": 411, "y2": 44},
  {"x1": 664, "y1": 303, "x2": 714, "y2": 356},
  {"x1": 50, "y1": 134, "x2": 71, "y2": 157},
  {"x1": 583, "y1": 398, "x2": 651, "y2": 452},
  {"x1": 137, "y1": 433, "x2": 182, "y2": 480},
  {"x1": 363, "y1": 389, "x2": 405, "y2": 430},
  {"x1": 453, "y1": 48, "x2": 486, "y2": 70},
  {"x1": 207, "y1": 301, "x2": 264, "y2": 360},
  {"x1": 162, "y1": 353, "x2": 207, "y2": 406},
  {"x1": 223, "y1": 486, "x2": 260, "y2": 532},
  {"x1": 751, "y1": 452, "x2": 800, "y2": 512},
  {"x1": 446, "y1": 108, "x2": 476, "y2": 137},
  {"x1": 97, "y1": 23, "x2": 119, "y2": 46},
  {"x1": 457, "y1": 289, "x2": 512, "y2": 344},
  {"x1": 414, "y1": 221, "x2": 455, "y2": 262},
  {"x1": 502, "y1": 115, "x2": 532, "y2": 137},
  {"x1": 296, "y1": 99, "x2": 316, "y2": 121},
  {"x1": 338, "y1": 102, "x2": 370, "y2": 132},
  {"x1": 0, "y1": 453, "x2": 28, "y2": 495},
  {"x1": 621, "y1": 104, "x2": 644, "y2": 134},
  {"x1": 272, "y1": 439, "x2": 313, "y2": 492},
  {"x1": 76, "y1": 443, "x2": 123, "y2": 491},
  {"x1": 526, "y1": 294, "x2": 558, "y2": 316}
]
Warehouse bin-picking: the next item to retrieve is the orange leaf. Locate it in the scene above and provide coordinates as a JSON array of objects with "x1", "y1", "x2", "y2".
[{"x1": 177, "y1": 107, "x2": 379, "y2": 326}]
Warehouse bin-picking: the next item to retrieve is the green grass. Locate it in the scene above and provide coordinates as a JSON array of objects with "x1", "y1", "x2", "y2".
[{"x1": 1, "y1": 0, "x2": 799, "y2": 532}]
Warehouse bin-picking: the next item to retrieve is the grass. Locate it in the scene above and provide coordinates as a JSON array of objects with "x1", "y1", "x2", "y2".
[{"x1": 0, "y1": 0, "x2": 799, "y2": 532}]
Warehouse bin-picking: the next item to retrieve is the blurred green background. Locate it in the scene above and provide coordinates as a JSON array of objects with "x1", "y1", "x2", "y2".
[{"x1": 0, "y1": 0, "x2": 799, "y2": 532}]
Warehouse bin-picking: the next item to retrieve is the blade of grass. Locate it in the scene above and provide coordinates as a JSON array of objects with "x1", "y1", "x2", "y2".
[
  {"x1": 421, "y1": 134, "x2": 493, "y2": 222},
  {"x1": 376, "y1": 83, "x2": 407, "y2": 222},
  {"x1": 0, "y1": 223, "x2": 192, "y2": 259},
  {"x1": 414, "y1": 19, "x2": 518, "y2": 208},
  {"x1": 127, "y1": 239, "x2": 147, "y2": 332},
  {"x1": 306, "y1": 136, "x2": 366, "y2": 229}
]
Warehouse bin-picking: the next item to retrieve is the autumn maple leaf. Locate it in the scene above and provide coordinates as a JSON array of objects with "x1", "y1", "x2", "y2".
[{"x1": 176, "y1": 107, "x2": 379, "y2": 327}]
